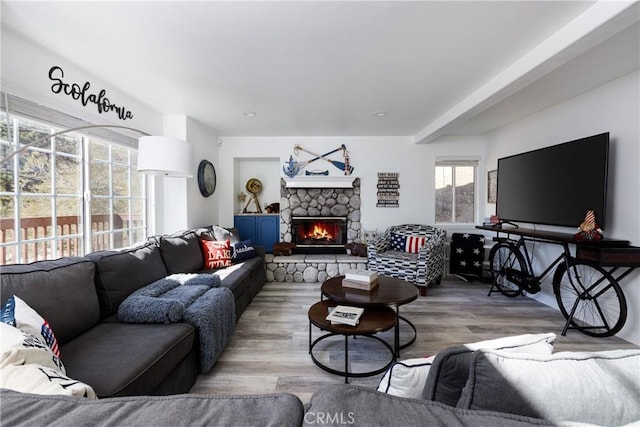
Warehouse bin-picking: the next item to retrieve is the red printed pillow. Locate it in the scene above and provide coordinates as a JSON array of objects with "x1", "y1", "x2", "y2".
[{"x1": 200, "y1": 239, "x2": 232, "y2": 269}]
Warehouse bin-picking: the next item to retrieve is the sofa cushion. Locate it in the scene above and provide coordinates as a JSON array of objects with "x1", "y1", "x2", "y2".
[
  {"x1": 457, "y1": 349, "x2": 640, "y2": 426},
  {"x1": 379, "y1": 250, "x2": 418, "y2": 262},
  {"x1": 158, "y1": 229, "x2": 205, "y2": 274},
  {"x1": 60, "y1": 322, "x2": 195, "y2": 398},
  {"x1": 305, "y1": 384, "x2": 554, "y2": 427},
  {"x1": 209, "y1": 262, "x2": 251, "y2": 298},
  {"x1": 0, "y1": 257, "x2": 99, "y2": 344},
  {"x1": 423, "y1": 333, "x2": 556, "y2": 406},
  {"x1": 377, "y1": 356, "x2": 436, "y2": 398},
  {"x1": 212, "y1": 225, "x2": 241, "y2": 243},
  {"x1": 0, "y1": 323, "x2": 96, "y2": 398},
  {"x1": 0, "y1": 389, "x2": 304, "y2": 427},
  {"x1": 87, "y1": 242, "x2": 168, "y2": 318}
]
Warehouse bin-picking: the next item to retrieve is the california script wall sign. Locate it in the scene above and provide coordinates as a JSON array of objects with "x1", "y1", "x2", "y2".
[{"x1": 49, "y1": 66, "x2": 134, "y2": 120}]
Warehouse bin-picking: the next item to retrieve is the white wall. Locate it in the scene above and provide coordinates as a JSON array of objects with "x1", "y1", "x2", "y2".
[
  {"x1": 186, "y1": 118, "x2": 220, "y2": 229},
  {"x1": 484, "y1": 71, "x2": 640, "y2": 345},
  {"x1": 1, "y1": 28, "x2": 161, "y2": 134},
  {"x1": 153, "y1": 115, "x2": 220, "y2": 234},
  {"x1": 234, "y1": 157, "x2": 280, "y2": 214},
  {"x1": 1, "y1": 29, "x2": 220, "y2": 236},
  {"x1": 218, "y1": 135, "x2": 486, "y2": 233}
]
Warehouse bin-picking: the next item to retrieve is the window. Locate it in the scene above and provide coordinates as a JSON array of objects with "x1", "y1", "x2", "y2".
[
  {"x1": 88, "y1": 139, "x2": 147, "y2": 252},
  {"x1": 435, "y1": 160, "x2": 477, "y2": 224},
  {"x1": 0, "y1": 98, "x2": 146, "y2": 265}
]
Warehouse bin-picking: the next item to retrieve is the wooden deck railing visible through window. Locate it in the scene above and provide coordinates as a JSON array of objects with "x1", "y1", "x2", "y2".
[{"x1": 0, "y1": 215, "x2": 143, "y2": 265}]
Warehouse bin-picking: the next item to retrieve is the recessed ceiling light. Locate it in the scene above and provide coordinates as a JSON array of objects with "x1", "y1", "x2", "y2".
[
  {"x1": 374, "y1": 111, "x2": 388, "y2": 117},
  {"x1": 243, "y1": 112, "x2": 257, "y2": 117}
]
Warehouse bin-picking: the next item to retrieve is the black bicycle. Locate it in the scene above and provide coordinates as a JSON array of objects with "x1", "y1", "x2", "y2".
[{"x1": 488, "y1": 235, "x2": 627, "y2": 337}]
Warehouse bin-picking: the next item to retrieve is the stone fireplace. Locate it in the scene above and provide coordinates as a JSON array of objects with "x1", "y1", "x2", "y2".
[{"x1": 279, "y1": 178, "x2": 362, "y2": 253}]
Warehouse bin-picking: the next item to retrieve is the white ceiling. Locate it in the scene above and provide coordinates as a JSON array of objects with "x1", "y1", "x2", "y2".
[{"x1": 2, "y1": 1, "x2": 639, "y2": 141}]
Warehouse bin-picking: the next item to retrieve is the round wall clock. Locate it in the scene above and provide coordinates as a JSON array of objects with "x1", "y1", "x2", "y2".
[{"x1": 197, "y1": 160, "x2": 217, "y2": 197}]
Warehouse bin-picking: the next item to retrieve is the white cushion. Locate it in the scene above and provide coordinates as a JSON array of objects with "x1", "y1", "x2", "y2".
[
  {"x1": 376, "y1": 356, "x2": 436, "y2": 398},
  {"x1": 458, "y1": 349, "x2": 640, "y2": 426},
  {"x1": 423, "y1": 333, "x2": 556, "y2": 406},
  {"x1": 1, "y1": 295, "x2": 61, "y2": 358},
  {"x1": 0, "y1": 322, "x2": 96, "y2": 398}
]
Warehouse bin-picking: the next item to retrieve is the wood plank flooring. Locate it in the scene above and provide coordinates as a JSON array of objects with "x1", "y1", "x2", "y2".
[{"x1": 191, "y1": 277, "x2": 638, "y2": 402}]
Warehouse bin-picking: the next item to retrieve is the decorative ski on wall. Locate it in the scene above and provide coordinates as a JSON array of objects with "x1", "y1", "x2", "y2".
[{"x1": 377, "y1": 172, "x2": 399, "y2": 207}]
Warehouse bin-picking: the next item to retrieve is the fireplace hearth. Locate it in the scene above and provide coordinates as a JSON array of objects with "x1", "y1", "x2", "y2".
[{"x1": 292, "y1": 216, "x2": 347, "y2": 254}]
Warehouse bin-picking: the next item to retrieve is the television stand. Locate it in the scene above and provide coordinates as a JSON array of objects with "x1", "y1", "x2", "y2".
[
  {"x1": 489, "y1": 220, "x2": 519, "y2": 229},
  {"x1": 476, "y1": 225, "x2": 639, "y2": 337}
]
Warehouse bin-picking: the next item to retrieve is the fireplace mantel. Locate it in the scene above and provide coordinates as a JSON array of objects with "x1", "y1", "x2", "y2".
[{"x1": 282, "y1": 176, "x2": 358, "y2": 188}]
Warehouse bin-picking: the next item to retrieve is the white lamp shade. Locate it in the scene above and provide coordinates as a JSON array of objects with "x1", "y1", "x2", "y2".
[{"x1": 137, "y1": 136, "x2": 193, "y2": 178}]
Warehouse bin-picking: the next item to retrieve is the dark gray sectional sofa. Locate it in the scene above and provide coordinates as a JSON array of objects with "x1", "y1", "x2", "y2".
[
  {"x1": 1, "y1": 390, "x2": 305, "y2": 427},
  {"x1": 0, "y1": 226, "x2": 266, "y2": 398},
  {"x1": 2, "y1": 225, "x2": 638, "y2": 427}
]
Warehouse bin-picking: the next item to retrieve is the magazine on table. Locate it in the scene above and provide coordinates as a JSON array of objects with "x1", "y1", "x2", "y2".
[
  {"x1": 344, "y1": 269, "x2": 379, "y2": 284},
  {"x1": 326, "y1": 305, "x2": 364, "y2": 326}
]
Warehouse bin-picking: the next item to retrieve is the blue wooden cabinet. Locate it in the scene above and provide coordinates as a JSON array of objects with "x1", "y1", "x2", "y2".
[{"x1": 234, "y1": 214, "x2": 279, "y2": 253}]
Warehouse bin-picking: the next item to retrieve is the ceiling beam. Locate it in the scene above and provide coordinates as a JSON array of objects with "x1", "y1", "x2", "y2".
[{"x1": 414, "y1": 0, "x2": 640, "y2": 144}]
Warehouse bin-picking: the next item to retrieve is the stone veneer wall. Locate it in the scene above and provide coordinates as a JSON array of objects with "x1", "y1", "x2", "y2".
[
  {"x1": 279, "y1": 178, "x2": 362, "y2": 244},
  {"x1": 268, "y1": 178, "x2": 366, "y2": 283},
  {"x1": 264, "y1": 254, "x2": 368, "y2": 282}
]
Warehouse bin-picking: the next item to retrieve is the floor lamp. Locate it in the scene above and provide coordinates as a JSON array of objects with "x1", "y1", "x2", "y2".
[{"x1": 0, "y1": 124, "x2": 193, "y2": 178}]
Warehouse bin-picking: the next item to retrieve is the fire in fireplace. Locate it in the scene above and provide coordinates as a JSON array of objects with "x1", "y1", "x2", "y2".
[{"x1": 292, "y1": 216, "x2": 347, "y2": 253}]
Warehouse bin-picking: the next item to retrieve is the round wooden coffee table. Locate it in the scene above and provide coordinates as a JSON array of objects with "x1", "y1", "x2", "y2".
[
  {"x1": 308, "y1": 300, "x2": 395, "y2": 383},
  {"x1": 321, "y1": 275, "x2": 418, "y2": 358}
]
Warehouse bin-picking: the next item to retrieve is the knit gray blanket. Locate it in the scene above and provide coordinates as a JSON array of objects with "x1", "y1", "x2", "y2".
[{"x1": 118, "y1": 273, "x2": 235, "y2": 373}]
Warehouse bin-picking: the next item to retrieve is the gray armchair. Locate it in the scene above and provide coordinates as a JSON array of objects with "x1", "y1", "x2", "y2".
[{"x1": 367, "y1": 224, "x2": 446, "y2": 295}]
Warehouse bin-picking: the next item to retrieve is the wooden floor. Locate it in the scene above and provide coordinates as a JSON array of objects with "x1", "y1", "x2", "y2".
[{"x1": 191, "y1": 277, "x2": 638, "y2": 402}]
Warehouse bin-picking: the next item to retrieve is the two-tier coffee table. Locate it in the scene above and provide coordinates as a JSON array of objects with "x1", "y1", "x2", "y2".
[
  {"x1": 308, "y1": 300, "x2": 395, "y2": 383},
  {"x1": 320, "y1": 275, "x2": 418, "y2": 358}
]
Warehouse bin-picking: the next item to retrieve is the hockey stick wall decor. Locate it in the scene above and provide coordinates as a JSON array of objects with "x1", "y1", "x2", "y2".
[
  {"x1": 282, "y1": 144, "x2": 348, "y2": 177},
  {"x1": 293, "y1": 144, "x2": 353, "y2": 174}
]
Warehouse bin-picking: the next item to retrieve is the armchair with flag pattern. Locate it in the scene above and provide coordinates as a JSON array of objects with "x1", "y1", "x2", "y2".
[{"x1": 367, "y1": 224, "x2": 446, "y2": 295}]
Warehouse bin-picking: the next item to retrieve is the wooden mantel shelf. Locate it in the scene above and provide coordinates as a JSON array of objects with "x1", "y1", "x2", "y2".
[{"x1": 282, "y1": 176, "x2": 358, "y2": 188}]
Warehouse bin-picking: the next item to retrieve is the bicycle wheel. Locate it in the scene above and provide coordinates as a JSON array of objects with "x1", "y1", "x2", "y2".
[
  {"x1": 552, "y1": 260, "x2": 627, "y2": 337},
  {"x1": 489, "y1": 242, "x2": 526, "y2": 297}
]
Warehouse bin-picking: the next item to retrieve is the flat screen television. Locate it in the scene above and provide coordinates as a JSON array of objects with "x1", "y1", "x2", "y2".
[{"x1": 496, "y1": 132, "x2": 609, "y2": 230}]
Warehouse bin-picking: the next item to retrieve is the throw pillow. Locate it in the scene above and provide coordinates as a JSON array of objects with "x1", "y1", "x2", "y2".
[
  {"x1": 1, "y1": 295, "x2": 61, "y2": 358},
  {"x1": 390, "y1": 232, "x2": 426, "y2": 253},
  {"x1": 0, "y1": 323, "x2": 96, "y2": 398},
  {"x1": 377, "y1": 356, "x2": 436, "y2": 398},
  {"x1": 212, "y1": 226, "x2": 241, "y2": 244},
  {"x1": 231, "y1": 240, "x2": 257, "y2": 263},
  {"x1": 422, "y1": 333, "x2": 556, "y2": 406},
  {"x1": 457, "y1": 349, "x2": 640, "y2": 426},
  {"x1": 200, "y1": 239, "x2": 232, "y2": 269}
]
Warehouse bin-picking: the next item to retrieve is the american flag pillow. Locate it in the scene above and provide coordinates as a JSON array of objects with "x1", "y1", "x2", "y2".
[
  {"x1": 0, "y1": 295, "x2": 61, "y2": 359},
  {"x1": 391, "y1": 232, "x2": 427, "y2": 254}
]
